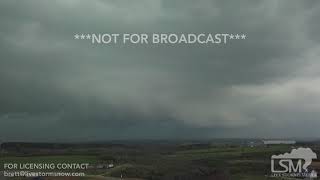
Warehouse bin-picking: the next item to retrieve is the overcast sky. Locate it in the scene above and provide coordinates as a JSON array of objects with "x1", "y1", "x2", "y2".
[{"x1": 0, "y1": 0, "x2": 320, "y2": 141}]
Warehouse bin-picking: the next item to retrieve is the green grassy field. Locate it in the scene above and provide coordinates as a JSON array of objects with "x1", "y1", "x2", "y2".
[
  {"x1": 1, "y1": 155, "x2": 98, "y2": 164},
  {"x1": 0, "y1": 144, "x2": 304, "y2": 180}
]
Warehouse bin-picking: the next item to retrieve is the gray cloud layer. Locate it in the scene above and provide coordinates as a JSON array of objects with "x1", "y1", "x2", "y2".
[{"x1": 0, "y1": 0, "x2": 320, "y2": 141}]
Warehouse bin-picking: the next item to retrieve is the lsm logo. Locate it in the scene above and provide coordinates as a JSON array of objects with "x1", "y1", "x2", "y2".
[{"x1": 271, "y1": 147, "x2": 318, "y2": 178}]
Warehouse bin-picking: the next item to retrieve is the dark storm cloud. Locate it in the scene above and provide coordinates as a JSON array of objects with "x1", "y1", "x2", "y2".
[{"x1": 0, "y1": 0, "x2": 320, "y2": 141}]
